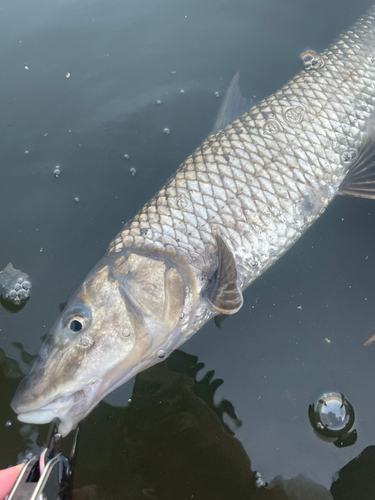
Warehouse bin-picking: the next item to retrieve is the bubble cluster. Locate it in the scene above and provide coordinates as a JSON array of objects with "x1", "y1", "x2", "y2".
[
  {"x1": 341, "y1": 148, "x2": 357, "y2": 163},
  {"x1": 79, "y1": 334, "x2": 94, "y2": 349},
  {"x1": 54, "y1": 167, "x2": 60, "y2": 178},
  {"x1": 263, "y1": 120, "x2": 281, "y2": 136},
  {"x1": 301, "y1": 50, "x2": 324, "y2": 71},
  {"x1": 0, "y1": 263, "x2": 31, "y2": 308},
  {"x1": 284, "y1": 105, "x2": 304, "y2": 124},
  {"x1": 6, "y1": 277, "x2": 31, "y2": 305},
  {"x1": 130, "y1": 167, "x2": 136, "y2": 176}
]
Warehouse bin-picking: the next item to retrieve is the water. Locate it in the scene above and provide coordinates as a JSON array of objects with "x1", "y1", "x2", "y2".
[{"x1": 1, "y1": 0, "x2": 375, "y2": 497}]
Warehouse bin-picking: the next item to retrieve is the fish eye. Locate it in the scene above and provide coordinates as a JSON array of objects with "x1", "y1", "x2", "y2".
[
  {"x1": 69, "y1": 319, "x2": 83, "y2": 332},
  {"x1": 64, "y1": 305, "x2": 91, "y2": 333}
]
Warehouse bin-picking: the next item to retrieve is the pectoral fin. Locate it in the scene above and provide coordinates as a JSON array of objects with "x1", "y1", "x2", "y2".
[
  {"x1": 205, "y1": 234, "x2": 243, "y2": 315},
  {"x1": 339, "y1": 119, "x2": 375, "y2": 199}
]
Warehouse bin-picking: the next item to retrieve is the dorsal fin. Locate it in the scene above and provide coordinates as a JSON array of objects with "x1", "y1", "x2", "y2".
[
  {"x1": 205, "y1": 234, "x2": 243, "y2": 315},
  {"x1": 339, "y1": 119, "x2": 375, "y2": 199},
  {"x1": 212, "y1": 72, "x2": 253, "y2": 133}
]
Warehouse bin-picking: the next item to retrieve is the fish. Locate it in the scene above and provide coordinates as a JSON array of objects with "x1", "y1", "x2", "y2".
[{"x1": 11, "y1": 5, "x2": 375, "y2": 436}]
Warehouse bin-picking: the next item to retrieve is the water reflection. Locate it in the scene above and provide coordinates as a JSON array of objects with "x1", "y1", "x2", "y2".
[
  {"x1": 72, "y1": 350, "x2": 331, "y2": 499},
  {"x1": 2, "y1": 347, "x2": 375, "y2": 499}
]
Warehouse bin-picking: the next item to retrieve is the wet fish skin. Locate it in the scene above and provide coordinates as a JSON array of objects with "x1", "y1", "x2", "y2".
[
  {"x1": 11, "y1": 6, "x2": 375, "y2": 435},
  {"x1": 109, "y1": 7, "x2": 375, "y2": 338}
]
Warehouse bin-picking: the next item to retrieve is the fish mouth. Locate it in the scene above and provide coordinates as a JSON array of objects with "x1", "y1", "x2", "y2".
[{"x1": 14, "y1": 382, "x2": 101, "y2": 437}]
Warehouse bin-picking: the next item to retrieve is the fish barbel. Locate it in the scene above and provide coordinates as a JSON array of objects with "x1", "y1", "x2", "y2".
[{"x1": 11, "y1": 5, "x2": 375, "y2": 435}]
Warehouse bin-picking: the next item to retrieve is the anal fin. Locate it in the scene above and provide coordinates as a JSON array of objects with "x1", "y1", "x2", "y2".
[
  {"x1": 204, "y1": 234, "x2": 243, "y2": 315},
  {"x1": 339, "y1": 119, "x2": 375, "y2": 199}
]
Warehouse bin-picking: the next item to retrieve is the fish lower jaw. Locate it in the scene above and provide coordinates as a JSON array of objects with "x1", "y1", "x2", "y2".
[{"x1": 16, "y1": 382, "x2": 99, "y2": 436}]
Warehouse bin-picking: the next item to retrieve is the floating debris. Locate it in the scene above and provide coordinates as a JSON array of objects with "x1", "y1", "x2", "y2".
[
  {"x1": 66, "y1": 72, "x2": 71, "y2": 79},
  {"x1": 25, "y1": 66, "x2": 29, "y2": 70},
  {"x1": 297, "y1": 305, "x2": 303, "y2": 310},
  {"x1": 364, "y1": 333, "x2": 375, "y2": 346},
  {"x1": 5, "y1": 420, "x2": 12, "y2": 428},
  {"x1": 324, "y1": 338, "x2": 331, "y2": 344},
  {"x1": 163, "y1": 128, "x2": 170, "y2": 135},
  {"x1": 171, "y1": 70, "x2": 176, "y2": 75},
  {"x1": 0, "y1": 263, "x2": 31, "y2": 306}
]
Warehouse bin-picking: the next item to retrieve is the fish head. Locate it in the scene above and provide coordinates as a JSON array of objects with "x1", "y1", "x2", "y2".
[{"x1": 11, "y1": 251, "x2": 197, "y2": 436}]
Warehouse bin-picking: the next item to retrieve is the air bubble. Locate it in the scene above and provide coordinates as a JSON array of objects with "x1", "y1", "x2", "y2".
[
  {"x1": 124, "y1": 328, "x2": 130, "y2": 337},
  {"x1": 79, "y1": 334, "x2": 94, "y2": 348},
  {"x1": 24, "y1": 150, "x2": 29, "y2": 155},
  {"x1": 18, "y1": 289, "x2": 29, "y2": 300},
  {"x1": 130, "y1": 167, "x2": 136, "y2": 176},
  {"x1": 309, "y1": 393, "x2": 355, "y2": 437},
  {"x1": 341, "y1": 149, "x2": 357, "y2": 163},
  {"x1": 22, "y1": 281, "x2": 31, "y2": 290},
  {"x1": 7, "y1": 290, "x2": 17, "y2": 299},
  {"x1": 54, "y1": 167, "x2": 60, "y2": 178},
  {"x1": 14, "y1": 284, "x2": 21, "y2": 291},
  {"x1": 214, "y1": 92, "x2": 220, "y2": 97},
  {"x1": 157, "y1": 100, "x2": 161, "y2": 105},
  {"x1": 157, "y1": 349, "x2": 166, "y2": 359},
  {"x1": 284, "y1": 106, "x2": 304, "y2": 124},
  {"x1": 177, "y1": 194, "x2": 188, "y2": 209},
  {"x1": 123, "y1": 154, "x2": 130, "y2": 160},
  {"x1": 44, "y1": 133, "x2": 49, "y2": 137},
  {"x1": 18, "y1": 278, "x2": 24, "y2": 284},
  {"x1": 5, "y1": 420, "x2": 12, "y2": 428},
  {"x1": 263, "y1": 120, "x2": 280, "y2": 136},
  {"x1": 180, "y1": 90, "x2": 185, "y2": 95},
  {"x1": 74, "y1": 197, "x2": 80, "y2": 202},
  {"x1": 301, "y1": 50, "x2": 324, "y2": 71},
  {"x1": 179, "y1": 313, "x2": 184, "y2": 319},
  {"x1": 13, "y1": 297, "x2": 21, "y2": 305},
  {"x1": 163, "y1": 128, "x2": 170, "y2": 135}
]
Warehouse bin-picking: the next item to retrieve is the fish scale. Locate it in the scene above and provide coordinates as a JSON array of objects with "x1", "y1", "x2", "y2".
[{"x1": 109, "y1": 7, "x2": 375, "y2": 289}]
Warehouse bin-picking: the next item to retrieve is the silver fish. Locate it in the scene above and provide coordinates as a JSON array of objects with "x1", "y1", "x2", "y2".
[{"x1": 11, "y1": 5, "x2": 375, "y2": 435}]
